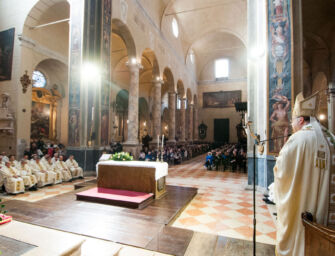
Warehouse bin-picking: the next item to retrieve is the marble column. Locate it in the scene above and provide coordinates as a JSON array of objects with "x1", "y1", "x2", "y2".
[
  {"x1": 328, "y1": 82, "x2": 335, "y2": 133},
  {"x1": 180, "y1": 98, "x2": 186, "y2": 142},
  {"x1": 193, "y1": 105, "x2": 199, "y2": 141},
  {"x1": 125, "y1": 62, "x2": 142, "y2": 145},
  {"x1": 188, "y1": 103, "x2": 194, "y2": 142},
  {"x1": 168, "y1": 92, "x2": 176, "y2": 144},
  {"x1": 152, "y1": 79, "x2": 163, "y2": 147}
]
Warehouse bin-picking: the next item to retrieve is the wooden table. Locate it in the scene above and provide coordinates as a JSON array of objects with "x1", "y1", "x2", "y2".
[{"x1": 96, "y1": 161, "x2": 168, "y2": 199}]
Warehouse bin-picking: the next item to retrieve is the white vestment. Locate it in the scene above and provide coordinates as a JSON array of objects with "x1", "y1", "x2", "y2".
[
  {"x1": 0, "y1": 166, "x2": 25, "y2": 194},
  {"x1": 65, "y1": 159, "x2": 83, "y2": 178},
  {"x1": 55, "y1": 160, "x2": 72, "y2": 181},
  {"x1": 274, "y1": 121, "x2": 330, "y2": 256},
  {"x1": 29, "y1": 161, "x2": 55, "y2": 187},
  {"x1": 18, "y1": 164, "x2": 38, "y2": 188}
]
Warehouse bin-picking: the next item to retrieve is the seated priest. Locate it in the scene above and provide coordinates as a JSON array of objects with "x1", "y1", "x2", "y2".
[
  {"x1": 18, "y1": 159, "x2": 38, "y2": 191},
  {"x1": 17, "y1": 159, "x2": 37, "y2": 190},
  {"x1": 52, "y1": 153, "x2": 59, "y2": 164},
  {"x1": 65, "y1": 155, "x2": 83, "y2": 179},
  {"x1": 41, "y1": 154, "x2": 50, "y2": 166},
  {"x1": 54, "y1": 155, "x2": 72, "y2": 182},
  {"x1": 9, "y1": 155, "x2": 20, "y2": 168},
  {"x1": 45, "y1": 157, "x2": 63, "y2": 184},
  {"x1": 0, "y1": 161, "x2": 25, "y2": 194},
  {"x1": 29, "y1": 156, "x2": 55, "y2": 187}
]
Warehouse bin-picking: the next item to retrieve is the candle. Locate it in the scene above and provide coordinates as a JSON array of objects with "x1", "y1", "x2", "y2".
[
  {"x1": 91, "y1": 106, "x2": 94, "y2": 121},
  {"x1": 157, "y1": 135, "x2": 160, "y2": 149},
  {"x1": 161, "y1": 135, "x2": 164, "y2": 150}
]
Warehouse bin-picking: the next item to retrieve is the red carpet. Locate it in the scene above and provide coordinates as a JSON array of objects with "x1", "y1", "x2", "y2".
[{"x1": 76, "y1": 187, "x2": 154, "y2": 209}]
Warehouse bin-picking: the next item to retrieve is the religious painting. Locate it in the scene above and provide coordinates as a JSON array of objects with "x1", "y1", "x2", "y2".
[
  {"x1": 0, "y1": 28, "x2": 15, "y2": 81},
  {"x1": 68, "y1": 109, "x2": 80, "y2": 146},
  {"x1": 268, "y1": 0, "x2": 292, "y2": 154},
  {"x1": 101, "y1": 109, "x2": 109, "y2": 145},
  {"x1": 203, "y1": 91, "x2": 241, "y2": 108},
  {"x1": 31, "y1": 102, "x2": 50, "y2": 139}
]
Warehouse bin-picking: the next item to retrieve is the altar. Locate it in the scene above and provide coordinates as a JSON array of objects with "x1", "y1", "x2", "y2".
[{"x1": 96, "y1": 160, "x2": 168, "y2": 199}]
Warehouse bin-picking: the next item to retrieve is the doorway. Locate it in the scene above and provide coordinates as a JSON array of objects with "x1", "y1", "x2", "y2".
[{"x1": 214, "y1": 119, "x2": 229, "y2": 143}]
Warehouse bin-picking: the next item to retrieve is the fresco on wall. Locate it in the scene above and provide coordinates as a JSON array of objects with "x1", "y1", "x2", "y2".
[
  {"x1": 268, "y1": 0, "x2": 292, "y2": 154},
  {"x1": 69, "y1": 109, "x2": 80, "y2": 145},
  {"x1": 68, "y1": 0, "x2": 84, "y2": 146},
  {"x1": 100, "y1": 0, "x2": 111, "y2": 145},
  {"x1": 203, "y1": 91, "x2": 241, "y2": 108},
  {"x1": 31, "y1": 102, "x2": 50, "y2": 139},
  {"x1": 0, "y1": 28, "x2": 15, "y2": 81}
]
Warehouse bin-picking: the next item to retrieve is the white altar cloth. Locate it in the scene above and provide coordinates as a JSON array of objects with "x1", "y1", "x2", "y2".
[{"x1": 96, "y1": 160, "x2": 168, "y2": 180}]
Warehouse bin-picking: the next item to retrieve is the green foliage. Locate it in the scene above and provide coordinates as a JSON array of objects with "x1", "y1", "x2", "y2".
[
  {"x1": 0, "y1": 199, "x2": 7, "y2": 221},
  {"x1": 110, "y1": 152, "x2": 133, "y2": 161}
]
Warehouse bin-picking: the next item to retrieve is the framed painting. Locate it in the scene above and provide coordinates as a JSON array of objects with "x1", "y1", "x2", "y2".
[
  {"x1": 0, "y1": 28, "x2": 15, "y2": 81},
  {"x1": 203, "y1": 90, "x2": 241, "y2": 108},
  {"x1": 31, "y1": 102, "x2": 50, "y2": 140}
]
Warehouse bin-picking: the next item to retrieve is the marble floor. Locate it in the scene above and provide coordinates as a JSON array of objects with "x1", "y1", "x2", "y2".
[{"x1": 168, "y1": 156, "x2": 276, "y2": 245}]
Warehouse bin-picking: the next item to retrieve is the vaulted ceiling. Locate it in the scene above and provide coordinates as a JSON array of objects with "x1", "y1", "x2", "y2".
[{"x1": 160, "y1": 0, "x2": 247, "y2": 79}]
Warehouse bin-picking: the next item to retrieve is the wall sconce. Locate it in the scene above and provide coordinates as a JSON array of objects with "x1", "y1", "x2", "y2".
[
  {"x1": 20, "y1": 70, "x2": 31, "y2": 94},
  {"x1": 165, "y1": 125, "x2": 168, "y2": 130},
  {"x1": 143, "y1": 121, "x2": 147, "y2": 126}
]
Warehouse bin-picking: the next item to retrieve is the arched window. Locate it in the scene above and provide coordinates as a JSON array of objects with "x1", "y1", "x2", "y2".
[
  {"x1": 215, "y1": 59, "x2": 229, "y2": 79},
  {"x1": 172, "y1": 18, "x2": 179, "y2": 38},
  {"x1": 32, "y1": 70, "x2": 47, "y2": 88}
]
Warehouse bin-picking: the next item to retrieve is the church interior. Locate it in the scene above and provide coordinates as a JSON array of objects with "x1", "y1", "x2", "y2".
[{"x1": 0, "y1": 0, "x2": 335, "y2": 255}]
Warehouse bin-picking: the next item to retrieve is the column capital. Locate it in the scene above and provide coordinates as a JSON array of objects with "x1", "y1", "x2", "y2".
[
  {"x1": 126, "y1": 60, "x2": 143, "y2": 71},
  {"x1": 168, "y1": 91, "x2": 177, "y2": 96},
  {"x1": 152, "y1": 78, "x2": 164, "y2": 84}
]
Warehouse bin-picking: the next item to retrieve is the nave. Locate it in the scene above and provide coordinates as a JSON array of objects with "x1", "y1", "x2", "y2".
[{"x1": 1, "y1": 155, "x2": 274, "y2": 256}]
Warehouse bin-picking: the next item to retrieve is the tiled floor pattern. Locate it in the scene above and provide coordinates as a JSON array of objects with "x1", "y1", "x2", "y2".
[
  {"x1": 167, "y1": 156, "x2": 276, "y2": 245},
  {"x1": 0, "y1": 177, "x2": 95, "y2": 202}
]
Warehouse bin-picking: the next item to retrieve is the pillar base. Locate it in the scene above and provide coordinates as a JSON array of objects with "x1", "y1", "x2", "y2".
[
  {"x1": 167, "y1": 140, "x2": 176, "y2": 146},
  {"x1": 122, "y1": 143, "x2": 142, "y2": 159}
]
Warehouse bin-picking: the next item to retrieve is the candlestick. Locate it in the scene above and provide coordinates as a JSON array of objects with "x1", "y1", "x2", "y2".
[{"x1": 161, "y1": 135, "x2": 164, "y2": 150}]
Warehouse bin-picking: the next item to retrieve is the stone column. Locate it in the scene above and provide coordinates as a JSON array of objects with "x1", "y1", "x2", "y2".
[
  {"x1": 168, "y1": 92, "x2": 176, "y2": 144},
  {"x1": 125, "y1": 62, "x2": 142, "y2": 145},
  {"x1": 328, "y1": 82, "x2": 335, "y2": 133},
  {"x1": 188, "y1": 103, "x2": 194, "y2": 142},
  {"x1": 152, "y1": 79, "x2": 163, "y2": 147},
  {"x1": 193, "y1": 105, "x2": 199, "y2": 141},
  {"x1": 180, "y1": 98, "x2": 186, "y2": 142}
]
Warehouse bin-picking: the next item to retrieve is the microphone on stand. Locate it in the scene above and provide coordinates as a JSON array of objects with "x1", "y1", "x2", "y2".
[{"x1": 244, "y1": 120, "x2": 291, "y2": 256}]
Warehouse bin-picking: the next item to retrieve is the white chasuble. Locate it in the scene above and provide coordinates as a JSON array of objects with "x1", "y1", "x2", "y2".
[{"x1": 274, "y1": 120, "x2": 330, "y2": 256}]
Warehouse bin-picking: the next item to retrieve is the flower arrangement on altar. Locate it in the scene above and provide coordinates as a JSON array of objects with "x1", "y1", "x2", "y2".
[
  {"x1": 110, "y1": 152, "x2": 133, "y2": 161},
  {"x1": 0, "y1": 199, "x2": 12, "y2": 225}
]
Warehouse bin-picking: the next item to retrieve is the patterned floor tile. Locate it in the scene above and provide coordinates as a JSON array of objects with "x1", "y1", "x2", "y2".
[{"x1": 168, "y1": 155, "x2": 276, "y2": 245}]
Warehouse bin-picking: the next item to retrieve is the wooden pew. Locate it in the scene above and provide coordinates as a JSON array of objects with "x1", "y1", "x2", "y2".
[{"x1": 302, "y1": 212, "x2": 335, "y2": 255}]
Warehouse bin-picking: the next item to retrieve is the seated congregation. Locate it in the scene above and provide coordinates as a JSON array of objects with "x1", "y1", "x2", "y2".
[
  {"x1": 204, "y1": 143, "x2": 247, "y2": 172},
  {"x1": 0, "y1": 151, "x2": 83, "y2": 194}
]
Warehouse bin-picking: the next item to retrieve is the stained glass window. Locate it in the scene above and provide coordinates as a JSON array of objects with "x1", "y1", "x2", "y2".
[{"x1": 32, "y1": 70, "x2": 47, "y2": 88}]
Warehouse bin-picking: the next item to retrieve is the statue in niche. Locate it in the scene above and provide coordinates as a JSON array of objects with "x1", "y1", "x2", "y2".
[
  {"x1": 1, "y1": 93, "x2": 9, "y2": 109},
  {"x1": 198, "y1": 122, "x2": 207, "y2": 140}
]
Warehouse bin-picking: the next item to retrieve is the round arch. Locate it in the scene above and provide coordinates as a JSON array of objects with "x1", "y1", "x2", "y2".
[{"x1": 112, "y1": 19, "x2": 136, "y2": 58}]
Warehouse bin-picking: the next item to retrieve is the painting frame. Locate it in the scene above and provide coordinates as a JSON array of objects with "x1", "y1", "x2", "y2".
[
  {"x1": 203, "y1": 90, "x2": 241, "y2": 108},
  {"x1": 0, "y1": 28, "x2": 15, "y2": 81}
]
